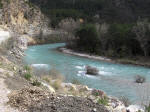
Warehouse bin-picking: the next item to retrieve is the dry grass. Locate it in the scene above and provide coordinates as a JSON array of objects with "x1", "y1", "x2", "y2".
[
  {"x1": 119, "y1": 96, "x2": 131, "y2": 107},
  {"x1": 71, "y1": 79, "x2": 81, "y2": 85},
  {"x1": 39, "y1": 68, "x2": 65, "y2": 92},
  {"x1": 49, "y1": 68, "x2": 64, "y2": 81},
  {"x1": 42, "y1": 76, "x2": 52, "y2": 83},
  {"x1": 51, "y1": 80, "x2": 62, "y2": 90}
]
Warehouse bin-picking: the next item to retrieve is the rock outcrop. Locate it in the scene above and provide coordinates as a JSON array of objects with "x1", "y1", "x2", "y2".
[{"x1": 0, "y1": 0, "x2": 49, "y2": 34}]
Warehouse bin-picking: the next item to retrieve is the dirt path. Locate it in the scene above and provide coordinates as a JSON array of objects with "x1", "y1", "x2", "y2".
[
  {"x1": 0, "y1": 78, "x2": 19, "y2": 112},
  {"x1": 0, "y1": 68, "x2": 19, "y2": 112}
]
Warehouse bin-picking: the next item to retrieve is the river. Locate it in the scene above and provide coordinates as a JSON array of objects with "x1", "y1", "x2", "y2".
[{"x1": 24, "y1": 43, "x2": 150, "y2": 104}]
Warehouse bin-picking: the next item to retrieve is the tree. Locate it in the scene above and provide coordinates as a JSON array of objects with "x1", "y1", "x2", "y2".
[
  {"x1": 133, "y1": 19, "x2": 150, "y2": 56},
  {"x1": 75, "y1": 24, "x2": 101, "y2": 54}
]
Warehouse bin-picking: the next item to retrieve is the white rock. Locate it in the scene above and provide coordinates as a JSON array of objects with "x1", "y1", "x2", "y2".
[
  {"x1": 0, "y1": 30, "x2": 10, "y2": 44},
  {"x1": 127, "y1": 105, "x2": 144, "y2": 112}
]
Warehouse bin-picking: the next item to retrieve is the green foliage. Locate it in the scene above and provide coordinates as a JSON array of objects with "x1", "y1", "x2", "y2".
[
  {"x1": 29, "y1": 0, "x2": 150, "y2": 57},
  {"x1": 31, "y1": 80, "x2": 41, "y2": 86},
  {"x1": 0, "y1": 0, "x2": 2, "y2": 8},
  {"x1": 47, "y1": 9, "x2": 83, "y2": 27},
  {"x1": 30, "y1": 0, "x2": 150, "y2": 24},
  {"x1": 75, "y1": 24, "x2": 101, "y2": 54},
  {"x1": 97, "y1": 96, "x2": 109, "y2": 106},
  {"x1": 24, "y1": 73, "x2": 32, "y2": 80},
  {"x1": 109, "y1": 24, "x2": 134, "y2": 38},
  {"x1": 30, "y1": 0, "x2": 105, "y2": 27},
  {"x1": 145, "y1": 104, "x2": 150, "y2": 112},
  {"x1": 105, "y1": 23, "x2": 143, "y2": 57},
  {"x1": 24, "y1": 65, "x2": 31, "y2": 72}
]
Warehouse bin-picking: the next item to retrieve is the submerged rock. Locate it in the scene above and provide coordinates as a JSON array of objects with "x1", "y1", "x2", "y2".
[{"x1": 86, "y1": 66, "x2": 99, "y2": 75}]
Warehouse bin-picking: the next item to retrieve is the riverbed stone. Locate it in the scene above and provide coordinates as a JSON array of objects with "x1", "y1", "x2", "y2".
[{"x1": 86, "y1": 66, "x2": 99, "y2": 75}]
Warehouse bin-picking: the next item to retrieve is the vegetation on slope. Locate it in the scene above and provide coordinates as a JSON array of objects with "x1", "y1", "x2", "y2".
[
  {"x1": 28, "y1": 0, "x2": 150, "y2": 59},
  {"x1": 29, "y1": 0, "x2": 150, "y2": 27}
]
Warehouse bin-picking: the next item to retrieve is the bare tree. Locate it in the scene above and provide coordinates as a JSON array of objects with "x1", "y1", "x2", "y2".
[{"x1": 133, "y1": 19, "x2": 150, "y2": 56}]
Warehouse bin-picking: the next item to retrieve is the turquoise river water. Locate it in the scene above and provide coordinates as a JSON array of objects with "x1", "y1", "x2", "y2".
[{"x1": 24, "y1": 43, "x2": 150, "y2": 104}]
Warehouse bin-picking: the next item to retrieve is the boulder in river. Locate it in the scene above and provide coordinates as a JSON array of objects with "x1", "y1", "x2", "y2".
[{"x1": 86, "y1": 66, "x2": 99, "y2": 75}]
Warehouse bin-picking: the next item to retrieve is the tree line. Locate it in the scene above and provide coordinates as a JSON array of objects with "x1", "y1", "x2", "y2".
[{"x1": 67, "y1": 21, "x2": 150, "y2": 58}]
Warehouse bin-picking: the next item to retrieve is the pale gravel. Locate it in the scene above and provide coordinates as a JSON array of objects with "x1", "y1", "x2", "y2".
[
  {"x1": 59, "y1": 48, "x2": 111, "y2": 62},
  {"x1": 0, "y1": 77, "x2": 19, "y2": 112}
]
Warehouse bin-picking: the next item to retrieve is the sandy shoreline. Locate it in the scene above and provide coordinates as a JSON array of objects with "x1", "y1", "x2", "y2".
[
  {"x1": 58, "y1": 47, "x2": 150, "y2": 68},
  {"x1": 59, "y1": 47, "x2": 112, "y2": 62}
]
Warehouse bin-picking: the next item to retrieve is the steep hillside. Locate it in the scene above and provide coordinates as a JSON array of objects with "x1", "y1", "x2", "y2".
[
  {"x1": 0, "y1": 0, "x2": 49, "y2": 34},
  {"x1": 30, "y1": 0, "x2": 150, "y2": 25}
]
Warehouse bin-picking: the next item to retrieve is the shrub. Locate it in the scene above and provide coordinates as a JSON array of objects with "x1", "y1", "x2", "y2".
[
  {"x1": 24, "y1": 73, "x2": 32, "y2": 80},
  {"x1": 92, "y1": 89, "x2": 105, "y2": 97},
  {"x1": 135, "y1": 75, "x2": 146, "y2": 84},
  {"x1": 97, "y1": 96, "x2": 109, "y2": 106},
  {"x1": 24, "y1": 65, "x2": 31, "y2": 72},
  {"x1": 31, "y1": 80, "x2": 41, "y2": 87},
  {"x1": 42, "y1": 76, "x2": 52, "y2": 83},
  {"x1": 52, "y1": 80, "x2": 62, "y2": 90},
  {"x1": 119, "y1": 96, "x2": 131, "y2": 107}
]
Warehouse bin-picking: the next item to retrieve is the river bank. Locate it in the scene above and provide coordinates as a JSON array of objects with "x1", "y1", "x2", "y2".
[
  {"x1": 58, "y1": 47, "x2": 150, "y2": 68},
  {"x1": 0, "y1": 27, "x2": 146, "y2": 112},
  {"x1": 0, "y1": 30, "x2": 128, "y2": 112}
]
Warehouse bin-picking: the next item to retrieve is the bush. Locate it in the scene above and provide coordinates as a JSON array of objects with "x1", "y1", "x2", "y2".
[
  {"x1": 92, "y1": 89, "x2": 105, "y2": 97},
  {"x1": 97, "y1": 96, "x2": 109, "y2": 106},
  {"x1": 42, "y1": 76, "x2": 52, "y2": 83},
  {"x1": 24, "y1": 65, "x2": 31, "y2": 72},
  {"x1": 31, "y1": 80, "x2": 41, "y2": 87},
  {"x1": 52, "y1": 80, "x2": 62, "y2": 90},
  {"x1": 24, "y1": 73, "x2": 32, "y2": 80},
  {"x1": 135, "y1": 75, "x2": 146, "y2": 83}
]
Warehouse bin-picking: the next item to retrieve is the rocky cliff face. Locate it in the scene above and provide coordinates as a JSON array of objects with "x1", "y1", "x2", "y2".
[{"x1": 0, "y1": 0, "x2": 49, "y2": 34}]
